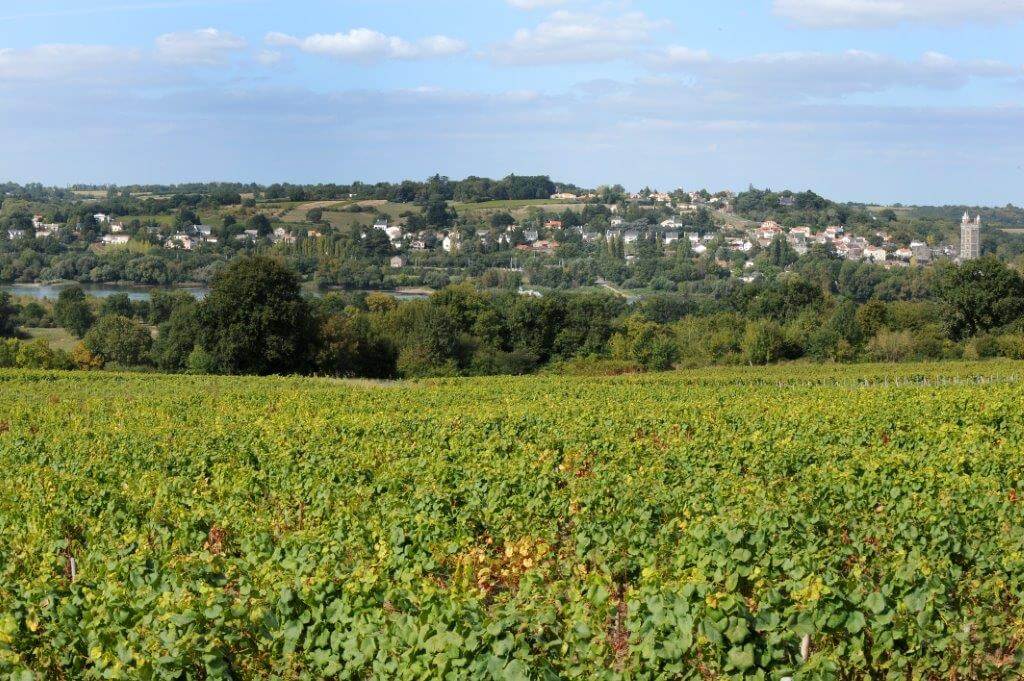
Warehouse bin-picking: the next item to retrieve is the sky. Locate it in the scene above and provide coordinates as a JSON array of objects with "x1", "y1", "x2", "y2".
[{"x1": 1, "y1": 0, "x2": 1023, "y2": 205}]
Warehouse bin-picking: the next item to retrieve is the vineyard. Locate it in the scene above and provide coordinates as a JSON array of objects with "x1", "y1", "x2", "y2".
[{"x1": 3, "y1": 362, "x2": 1024, "y2": 678}]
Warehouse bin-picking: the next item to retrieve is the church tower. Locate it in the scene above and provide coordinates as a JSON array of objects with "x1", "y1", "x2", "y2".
[{"x1": 961, "y1": 211, "x2": 981, "y2": 261}]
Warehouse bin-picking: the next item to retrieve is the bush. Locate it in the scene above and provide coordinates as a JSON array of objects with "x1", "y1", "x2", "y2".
[
  {"x1": 610, "y1": 316, "x2": 678, "y2": 371},
  {"x1": 84, "y1": 315, "x2": 153, "y2": 367},
  {"x1": 544, "y1": 356, "x2": 644, "y2": 376},
  {"x1": 996, "y1": 334, "x2": 1024, "y2": 360},
  {"x1": 469, "y1": 347, "x2": 539, "y2": 376},
  {"x1": 53, "y1": 286, "x2": 94, "y2": 338},
  {"x1": 965, "y1": 334, "x2": 1002, "y2": 360},
  {"x1": 15, "y1": 339, "x2": 74, "y2": 370},
  {"x1": 867, "y1": 329, "x2": 917, "y2": 362},
  {"x1": 742, "y1": 320, "x2": 785, "y2": 365},
  {"x1": 72, "y1": 342, "x2": 105, "y2": 370},
  {"x1": 186, "y1": 347, "x2": 217, "y2": 374}
]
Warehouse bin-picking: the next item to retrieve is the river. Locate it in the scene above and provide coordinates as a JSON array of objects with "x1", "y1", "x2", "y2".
[{"x1": 1, "y1": 283, "x2": 431, "y2": 302}]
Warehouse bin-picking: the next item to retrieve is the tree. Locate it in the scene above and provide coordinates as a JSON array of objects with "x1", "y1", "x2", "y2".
[
  {"x1": 742, "y1": 319, "x2": 785, "y2": 365},
  {"x1": 173, "y1": 208, "x2": 199, "y2": 231},
  {"x1": 151, "y1": 301, "x2": 200, "y2": 371},
  {"x1": 490, "y1": 211, "x2": 515, "y2": 230},
  {"x1": 100, "y1": 293, "x2": 134, "y2": 318},
  {"x1": 425, "y1": 195, "x2": 454, "y2": 228},
  {"x1": 247, "y1": 213, "x2": 272, "y2": 237},
  {"x1": 306, "y1": 208, "x2": 323, "y2": 223},
  {"x1": 84, "y1": 315, "x2": 153, "y2": 366},
  {"x1": 936, "y1": 257, "x2": 1024, "y2": 340},
  {"x1": 763, "y1": 234, "x2": 798, "y2": 268},
  {"x1": 315, "y1": 312, "x2": 397, "y2": 378},
  {"x1": 197, "y1": 256, "x2": 315, "y2": 375},
  {"x1": 0, "y1": 293, "x2": 18, "y2": 337},
  {"x1": 53, "y1": 286, "x2": 94, "y2": 338},
  {"x1": 609, "y1": 315, "x2": 678, "y2": 371},
  {"x1": 148, "y1": 289, "x2": 198, "y2": 325},
  {"x1": 856, "y1": 299, "x2": 889, "y2": 337}
]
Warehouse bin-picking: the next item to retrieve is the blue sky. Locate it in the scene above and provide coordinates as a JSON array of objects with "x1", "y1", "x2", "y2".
[{"x1": 1, "y1": 0, "x2": 1023, "y2": 205}]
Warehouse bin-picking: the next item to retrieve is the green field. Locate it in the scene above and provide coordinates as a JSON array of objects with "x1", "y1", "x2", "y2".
[
  {"x1": 3, "y1": 362, "x2": 1024, "y2": 677},
  {"x1": 452, "y1": 199, "x2": 583, "y2": 215},
  {"x1": 22, "y1": 327, "x2": 78, "y2": 352},
  {"x1": 319, "y1": 202, "x2": 419, "y2": 230}
]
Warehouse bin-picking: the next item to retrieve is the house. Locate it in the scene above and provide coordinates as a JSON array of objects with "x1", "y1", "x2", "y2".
[
  {"x1": 307, "y1": 229, "x2": 323, "y2": 238},
  {"x1": 93, "y1": 213, "x2": 110, "y2": 224},
  {"x1": 544, "y1": 220, "x2": 563, "y2": 230},
  {"x1": 582, "y1": 230, "x2": 602, "y2": 243},
  {"x1": 523, "y1": 229, "x2": 539, "y2": 243},
  {"x1": 386, "y1": 226, "x2": 403, "y2": 243},
  {"x1": 532, "y1": 240, "x2": 559, "y2": 254},
  {"x1": 663, "y1": 231, "x2": 679, "y2": 245},
  {"x1": 789, "y1": 226, "x2": 812, "y2": 239},
  {"x1": 550, "y1": 192, "x2": 577, "y2": 200},
  {"x1": 894, "y1": 247, "x2": 913, "y2": 260},
  {"x1": 911, "y1": 242, "x2": 932, "y2": 262},
  {"x1": 661, "y1": 218, "x2": 683, "y2": 230},
  {"x1": 373, "y1": 217, "x2": 389, "y2": 231},
  {"x1": 686, "y1": 232, "x2": 700, "y2": 244},
  {"x1": 650, "y1": 192, "x2": 672, "y2": 203},
  {"x1": 271, "y1": 227, "x2": 296, "y2": 244},
  {"x1": 865, "y1": 246, "x2": 887, "y2": 263},
  {"x1": 7, "y1": 229, "x2": 27, "y2": 240},
  {"x1": 610, "y1": 217, "x2": 625, "y2": 227},
  {"x1": 100, "y1": 234, "x2": 130, "y2": 246},
  {"x1": 623, "y1": 229, "x2": 640, "y2": 245},
  {"x1": 390, "y1": 255, "x2": 407, "y2": 268},
  {"x1": 605, "y1": 228, "x2": 622, "y2": 241},
  {"x1": 32, "y1": 215, "x2": 60, "y2": 232},
  {"x1": 757, "y1": 220, "x2": 784, "y2": 241},
  {"x1": 778, "y1": 196, "x2": 797, "y2": 207},
  {"x1": 194, "y1": 224, "x2": 214, "y2": 238},
  {"x1": 692, "y1": 243, "x2": 708, "y2": 255},
  {"x1": 110, "y1": 222, "x2": 125, "y2": 233},
  {"x1": 235, "y1": 229, "x2": 260, "y2": 242},
  {"x1": 442, "y1": 233, "x2": 461, "y2": 253},
  {"x1": 164, "y1": 234, "x2": 194, "y2": 250},
  {"x1": 824, "y1": 225, "x2": 845, "y2": 238}
]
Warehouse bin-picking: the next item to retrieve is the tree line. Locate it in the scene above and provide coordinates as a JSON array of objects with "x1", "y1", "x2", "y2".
[{"x1": 0, "y1": 254, "x2": 1021, "y2": 377}]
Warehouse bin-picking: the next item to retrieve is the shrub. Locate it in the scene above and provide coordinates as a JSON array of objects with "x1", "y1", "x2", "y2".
[
  {"x1": 996, "y1": 334, "x2": 1024, "y2": 360},
  {"x1": 742, "y1": 320, "x2": 785, "y2": 365},
  {"x1": 965, "y1": 334, "x2": 1002, "y2": 360},
  {"x1": 867, "y1": 329, "x2": 916, "y2": 362},
  {"x1": 84, "y1": 315, "x2": 153, "y2": 367}
]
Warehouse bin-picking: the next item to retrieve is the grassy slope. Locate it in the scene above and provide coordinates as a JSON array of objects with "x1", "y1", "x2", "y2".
[{"x1": 22, "y1": 327, "x2": 78, "y2": 352}]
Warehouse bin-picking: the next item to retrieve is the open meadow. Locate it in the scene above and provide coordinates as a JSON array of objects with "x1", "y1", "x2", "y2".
[{"x1": 2, "y1": 362, "x2": 1024, "y2": 677}]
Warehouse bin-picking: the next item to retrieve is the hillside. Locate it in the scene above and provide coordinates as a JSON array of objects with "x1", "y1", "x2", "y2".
[{"x1": 3, "y1": 363, "x2": 1024, "y2": 677}]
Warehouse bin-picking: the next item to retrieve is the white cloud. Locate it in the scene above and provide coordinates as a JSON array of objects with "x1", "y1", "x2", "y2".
[
  {"x1": 650, "y1": 47, "x2": 1021, "y2": 97},
  {"x1": 255, "y1": 50, "x2": 285, "y2": 66},
  {"x1": 0, "y1": 44, "x2": 141, "y2": 83},
  {"x1": 775, "y1": 0, "x2": 1024, "y2": 28},
  {"x1": 155, "y1": 28, "x2": 247, "y2": 65},
  {"x1": 492, "y1": 9, "x2": 663, "y2": 65},
  {"x1": 265, "y1": 29, "x2": 466, "y2": 62},
  {"x1": 506, "y1": 0, "x2": 568, "y2": 9}
]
